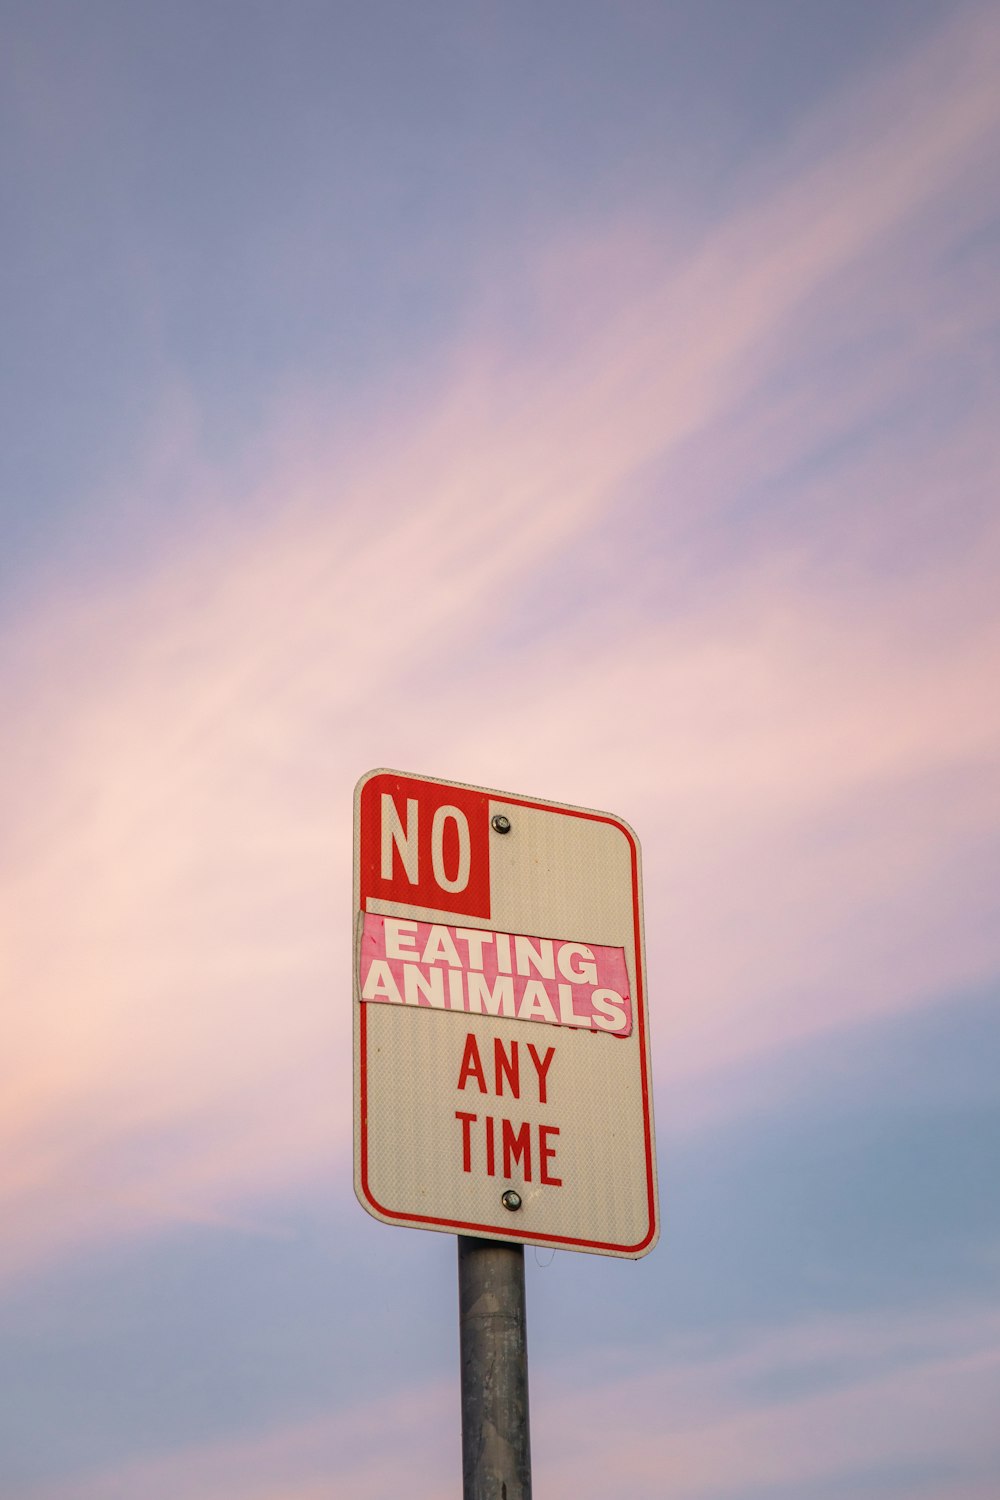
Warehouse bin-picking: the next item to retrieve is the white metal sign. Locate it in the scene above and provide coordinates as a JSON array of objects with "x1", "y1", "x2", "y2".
[{"x1": 353, "y1": 769, "x2": 659, "y2": 1258}]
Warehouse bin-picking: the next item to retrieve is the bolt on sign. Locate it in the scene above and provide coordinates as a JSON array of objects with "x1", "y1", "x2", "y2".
[{"x1": 353, "y1": 769, "x2": 659, "y2": 1258}]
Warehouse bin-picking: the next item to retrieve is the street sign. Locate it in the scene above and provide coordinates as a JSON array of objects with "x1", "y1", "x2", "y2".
[{"x1": 353, "y1": 769, "x2": 659, "y2": 1258}]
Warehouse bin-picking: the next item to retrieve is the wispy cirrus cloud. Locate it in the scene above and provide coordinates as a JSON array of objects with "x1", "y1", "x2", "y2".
[
  {"x1": 535, "y1": 1307, "x2": 1000, "y2": 1500},
  {"x1": 1, "y1": 0, "x2": 998, "y2": 1287},
  {"x1": 23, "y1": 1301, "x2": 999, "y2": 1500}
]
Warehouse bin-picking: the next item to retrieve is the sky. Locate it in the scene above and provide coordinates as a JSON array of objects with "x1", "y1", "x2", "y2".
[{"x1": 2, "y1": 0, "x2": 999, "y2": 1495}]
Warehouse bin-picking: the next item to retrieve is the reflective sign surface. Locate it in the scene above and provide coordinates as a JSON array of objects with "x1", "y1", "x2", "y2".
[{"x1": 353, "y1": 769, "x2": 659, "y2": 1258}]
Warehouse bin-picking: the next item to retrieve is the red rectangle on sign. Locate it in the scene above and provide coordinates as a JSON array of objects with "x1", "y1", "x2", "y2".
[{"x1": 359, "y1": 772, "x2": 491, "y2": 919}]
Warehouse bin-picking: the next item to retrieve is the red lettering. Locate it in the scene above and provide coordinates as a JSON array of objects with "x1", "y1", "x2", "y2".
[
  {"x1": 526, "y1": 1043, "x2": 555, "y2": 1104},
  {"x1": 539, "y1": 1124, "x2": 562, "y2": 1185},
  {"x1": 457, "y1": 1034, "x2": 487, "y2": 1093},
  {"x1": 457, "y1": 1114, "x2": 563, "y2": 1185},
  {"x1": 502, "y1": 1118, "x2": 532, "y2": 1181},
  {"x1": 456, "y1": 1111, "x2": 477, "y2": 1172},
  {"x1": 494, "y1": 1037, "x2": 520, "y2": 1098}
]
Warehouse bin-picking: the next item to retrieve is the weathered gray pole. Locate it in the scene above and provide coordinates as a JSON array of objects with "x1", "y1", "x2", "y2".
[{"x1": 458, "y1": 1235, "x2": 532, "y2": 1500}]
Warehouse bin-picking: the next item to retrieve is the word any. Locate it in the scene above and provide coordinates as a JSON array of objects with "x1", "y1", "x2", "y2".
[{"x1": 454, "y1": 1031, "x2": 562, "y2": 1186}]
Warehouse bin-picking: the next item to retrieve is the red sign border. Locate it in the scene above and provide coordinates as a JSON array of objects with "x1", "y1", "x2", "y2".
[{"x1": 354, "y1": 769, "x2": 658, "y2": 1257}]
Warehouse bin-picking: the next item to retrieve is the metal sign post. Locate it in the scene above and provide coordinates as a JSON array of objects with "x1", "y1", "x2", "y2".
[
  {"x1": 352, "y1": 769, "x2": 658, "y2": 1499},
  {"x1": 458, "y1": 1237, "x2": 531, "y2": 1500}
]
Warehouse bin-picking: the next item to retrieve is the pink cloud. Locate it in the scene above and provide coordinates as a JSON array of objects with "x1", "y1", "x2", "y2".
[
  {"x1": 1, "y1": 0, "x2": 997, "y2": 1279},
  {"x1": 533, "y1": 1307, "x2": 1000, "y2": 1499},
  {"x1": 28, "y1": 1303, "x2": 999, "y2": 1500},
  {"x1": 23, "y1": 1378, "x2": 459, "y2": 1500}
]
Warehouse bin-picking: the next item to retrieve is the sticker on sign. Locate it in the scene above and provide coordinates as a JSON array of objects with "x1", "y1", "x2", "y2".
[{"x1": 353, "y1": 769, "x2": 659, "y2": 1258}]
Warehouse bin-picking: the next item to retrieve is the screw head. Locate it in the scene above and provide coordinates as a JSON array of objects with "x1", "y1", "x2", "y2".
[
  {"x1": 501, "y1": 1189, "x2": 522, "y2": 1212},
  {"x1": 491, "y1": 814, "x2": 512, "y2": 834}
]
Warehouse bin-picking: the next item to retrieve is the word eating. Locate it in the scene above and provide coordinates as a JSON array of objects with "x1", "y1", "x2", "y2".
[{"x1": 359, "y1": 913, "x2": 632, "y2": 1035}]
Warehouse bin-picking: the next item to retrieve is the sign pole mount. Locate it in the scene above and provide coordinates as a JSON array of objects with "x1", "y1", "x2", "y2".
[
  {"x1": 353, "y1": 767, "x2": 659, "y2": 1500},
  {"x1": 458, "y1": 1235, "x2": 531, "y2": 1500}
]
